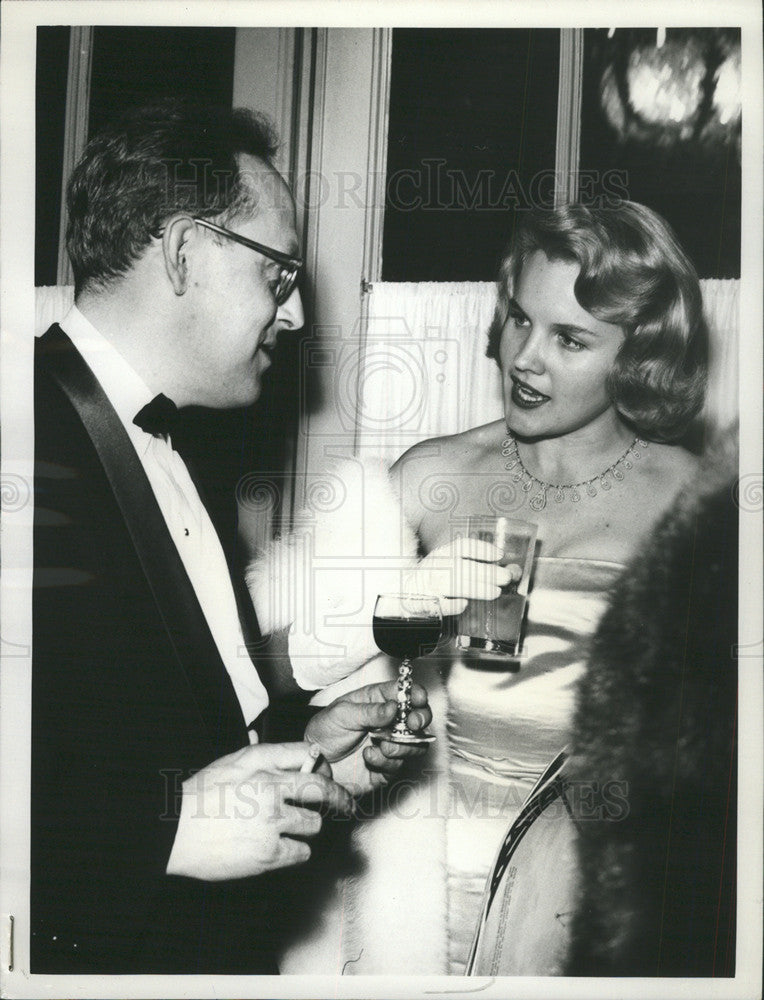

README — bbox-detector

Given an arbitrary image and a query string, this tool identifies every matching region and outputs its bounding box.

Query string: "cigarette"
[300,741,323,773]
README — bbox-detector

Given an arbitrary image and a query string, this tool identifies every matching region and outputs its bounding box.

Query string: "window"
[579,27,741,278]
[382,29,560,281]
[35,26,236,286]
[35,28,70,287]
[87,27,236,138]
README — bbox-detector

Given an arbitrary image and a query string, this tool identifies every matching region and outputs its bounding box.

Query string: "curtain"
[357,282,501,465]
[360,278,739,461]
[34,278,739,450]
[700,279,739,434]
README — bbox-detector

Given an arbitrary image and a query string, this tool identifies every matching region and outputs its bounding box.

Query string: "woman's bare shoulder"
[393,420,502,469]
[391,420,505,525]
[642,441,701,498]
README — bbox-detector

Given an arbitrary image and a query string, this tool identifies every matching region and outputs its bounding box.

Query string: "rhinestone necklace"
[501,434,648,512]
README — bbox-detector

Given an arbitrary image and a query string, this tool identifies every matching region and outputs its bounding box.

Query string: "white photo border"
[1,1,761,997]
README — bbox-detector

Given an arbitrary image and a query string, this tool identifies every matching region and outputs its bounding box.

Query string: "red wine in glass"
[370,594,441,745]
[372,616,442,661]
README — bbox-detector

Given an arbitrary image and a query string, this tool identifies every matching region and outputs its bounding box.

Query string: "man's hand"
[305,680,433,794]
[166,741,353,881]
[403,538,521,615]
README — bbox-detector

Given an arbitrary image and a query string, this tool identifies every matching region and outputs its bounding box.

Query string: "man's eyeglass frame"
[192,217,303,305]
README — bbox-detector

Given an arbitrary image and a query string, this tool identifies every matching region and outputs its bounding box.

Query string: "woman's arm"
[246,446,515,691]
[246,455,419,689]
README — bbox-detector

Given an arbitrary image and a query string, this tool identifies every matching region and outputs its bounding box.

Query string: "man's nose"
[276,287,305,332]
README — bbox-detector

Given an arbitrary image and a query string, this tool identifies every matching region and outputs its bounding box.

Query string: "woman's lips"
[510,375,550,409]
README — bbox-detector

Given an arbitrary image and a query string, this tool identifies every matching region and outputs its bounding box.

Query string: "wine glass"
[370,593,442,745]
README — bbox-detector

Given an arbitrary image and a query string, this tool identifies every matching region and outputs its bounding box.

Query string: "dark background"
[579,27,741,279]
[35,26,71,288]
[383,29,560,281]
[36,27,236,288]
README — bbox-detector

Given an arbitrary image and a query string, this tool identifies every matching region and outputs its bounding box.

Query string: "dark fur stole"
[565,441,738,976]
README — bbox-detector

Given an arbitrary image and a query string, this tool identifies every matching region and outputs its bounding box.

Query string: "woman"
[247,201,708,974]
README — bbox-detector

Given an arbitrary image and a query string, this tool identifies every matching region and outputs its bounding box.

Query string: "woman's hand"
[403,538,521,615]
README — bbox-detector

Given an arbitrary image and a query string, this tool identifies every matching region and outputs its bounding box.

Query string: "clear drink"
[455,516,537,658]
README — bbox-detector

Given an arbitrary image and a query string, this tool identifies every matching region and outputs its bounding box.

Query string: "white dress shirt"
[60,306,269,734]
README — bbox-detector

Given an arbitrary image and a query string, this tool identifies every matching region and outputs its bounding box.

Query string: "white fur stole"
[245,455,419,690]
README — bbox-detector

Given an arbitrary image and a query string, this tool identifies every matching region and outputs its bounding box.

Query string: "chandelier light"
[598,29,741,151]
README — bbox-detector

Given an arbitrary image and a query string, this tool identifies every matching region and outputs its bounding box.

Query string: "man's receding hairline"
[233,153,293,222]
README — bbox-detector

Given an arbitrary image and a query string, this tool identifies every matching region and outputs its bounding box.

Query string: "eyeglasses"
[193,217,303,305]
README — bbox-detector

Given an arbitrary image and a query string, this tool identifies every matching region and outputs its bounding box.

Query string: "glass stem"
[393,658,413,736]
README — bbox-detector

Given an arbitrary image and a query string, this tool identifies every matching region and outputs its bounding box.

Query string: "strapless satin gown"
[443,557,625,974]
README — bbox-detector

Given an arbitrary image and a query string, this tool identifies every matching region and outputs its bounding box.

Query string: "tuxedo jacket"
[31,325,297,973]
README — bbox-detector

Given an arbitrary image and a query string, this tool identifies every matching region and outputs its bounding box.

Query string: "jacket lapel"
[37,325,249,754]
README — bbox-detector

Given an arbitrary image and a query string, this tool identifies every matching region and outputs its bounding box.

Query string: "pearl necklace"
[501,434,648,512]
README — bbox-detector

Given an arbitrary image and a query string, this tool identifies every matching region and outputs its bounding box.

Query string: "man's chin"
[240,382,262,408]
[210,381,262,411]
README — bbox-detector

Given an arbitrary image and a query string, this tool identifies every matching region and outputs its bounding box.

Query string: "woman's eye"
[557,332,584,351]
[509,312,530,329]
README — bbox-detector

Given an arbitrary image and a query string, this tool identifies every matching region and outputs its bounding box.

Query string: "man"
[32,102,430,974]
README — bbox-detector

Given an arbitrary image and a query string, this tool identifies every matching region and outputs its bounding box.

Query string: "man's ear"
[162,216,197,295]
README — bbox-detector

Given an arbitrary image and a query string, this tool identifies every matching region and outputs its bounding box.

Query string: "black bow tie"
[133,393,179,437]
